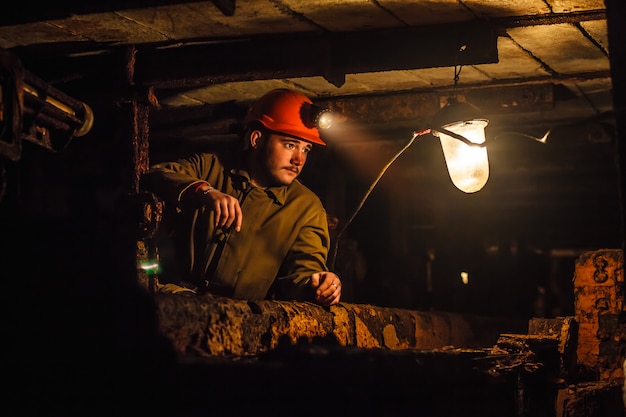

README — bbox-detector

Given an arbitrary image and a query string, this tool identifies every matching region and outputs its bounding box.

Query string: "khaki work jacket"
[143,152,331,301]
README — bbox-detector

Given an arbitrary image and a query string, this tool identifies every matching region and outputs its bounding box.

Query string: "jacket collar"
[229,168,288,205]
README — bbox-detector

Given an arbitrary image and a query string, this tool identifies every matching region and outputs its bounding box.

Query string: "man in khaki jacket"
[142,88,342,306]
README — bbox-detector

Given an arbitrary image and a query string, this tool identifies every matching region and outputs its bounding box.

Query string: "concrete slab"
[508,23,610,73]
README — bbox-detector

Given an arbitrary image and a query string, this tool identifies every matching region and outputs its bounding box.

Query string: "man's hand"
[310,272,342,306]
[197,187,243,232]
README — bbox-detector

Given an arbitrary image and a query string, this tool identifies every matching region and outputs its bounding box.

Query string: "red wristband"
[194,182,209,192]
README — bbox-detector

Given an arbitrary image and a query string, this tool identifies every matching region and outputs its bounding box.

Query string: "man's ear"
[249,129,263,149]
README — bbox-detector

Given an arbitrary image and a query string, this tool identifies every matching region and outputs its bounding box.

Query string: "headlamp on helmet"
[310,105,334,130]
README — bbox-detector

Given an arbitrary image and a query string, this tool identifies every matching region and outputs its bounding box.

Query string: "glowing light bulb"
[436,119,489,193]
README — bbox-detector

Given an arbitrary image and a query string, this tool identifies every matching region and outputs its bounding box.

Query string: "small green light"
[139,259,161,275]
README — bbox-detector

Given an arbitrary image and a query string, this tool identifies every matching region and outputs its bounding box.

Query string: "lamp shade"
[432,100,490,193]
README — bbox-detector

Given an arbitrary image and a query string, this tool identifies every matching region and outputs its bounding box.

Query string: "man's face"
[254,132,312,187]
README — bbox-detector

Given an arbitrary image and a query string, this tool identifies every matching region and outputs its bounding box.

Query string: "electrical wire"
[327,125,550,269]
[329,129,430,270]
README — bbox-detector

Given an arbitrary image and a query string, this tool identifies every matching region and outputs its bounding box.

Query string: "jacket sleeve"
[141,153,220,208]
[140,153,223,283]
[271,205,332,301]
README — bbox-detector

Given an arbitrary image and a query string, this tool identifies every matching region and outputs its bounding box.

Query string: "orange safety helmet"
[244,88,327,146]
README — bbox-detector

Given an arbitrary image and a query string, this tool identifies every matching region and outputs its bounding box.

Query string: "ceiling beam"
[8,21,496,92]
[134,21,498,89]
[495,10,605,28]
[150,83,556,142]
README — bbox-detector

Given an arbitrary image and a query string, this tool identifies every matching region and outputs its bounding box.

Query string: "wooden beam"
[154,293,527,356]
[134,22,498,89]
